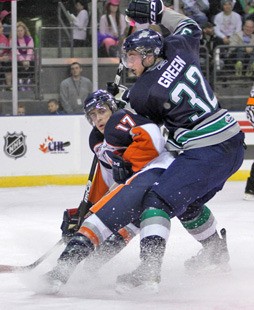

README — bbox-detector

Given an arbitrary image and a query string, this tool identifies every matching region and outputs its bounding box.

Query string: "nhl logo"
[4,132,27,159]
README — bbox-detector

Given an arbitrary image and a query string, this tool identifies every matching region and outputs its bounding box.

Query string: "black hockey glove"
[126,0,164,24]
[60,208,79,243]
[106,152,133,184]
[107,82,119,96]
[107,82,130,108]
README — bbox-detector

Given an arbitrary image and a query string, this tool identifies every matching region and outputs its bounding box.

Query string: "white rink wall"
[0,115,93,185]
[0,112,253,186]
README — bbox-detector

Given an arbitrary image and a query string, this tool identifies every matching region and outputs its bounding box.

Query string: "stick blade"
[0,264,24,273]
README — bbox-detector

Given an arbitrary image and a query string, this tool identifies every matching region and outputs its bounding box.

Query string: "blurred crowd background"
[0,0,254,115]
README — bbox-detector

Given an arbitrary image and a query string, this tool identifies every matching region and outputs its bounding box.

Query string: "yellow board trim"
[0,174,88,188]
[228,170,250,181]
[0,170,250,188]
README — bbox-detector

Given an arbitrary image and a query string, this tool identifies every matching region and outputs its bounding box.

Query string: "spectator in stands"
[0,21,12,91]
[213,0,242,75]
[98,0,126,57]
[229,19,254,76]
[207,0,222,21]
[209,0,247,21]
[214,0,242,45]
[15,21,35,91]
[69,0,89,47]
[233,0,248,16]
[201,21,224,56]
[0,10,11,38]
[245,0,254,21]
[17,104,26,116]
[60,62,92,114]
[200,21,224,83]
[47,99,65,115]
[181,0,209,27]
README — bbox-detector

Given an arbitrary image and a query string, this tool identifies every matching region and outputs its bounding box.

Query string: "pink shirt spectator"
[0,32,9,57]
[99,13,126,38]
[17,35,34,62]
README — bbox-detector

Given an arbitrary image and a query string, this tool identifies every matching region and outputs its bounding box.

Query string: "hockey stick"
[0,239,64,273]
[108,21,135,94]
[0,156,97,274]
[77,153,98,228]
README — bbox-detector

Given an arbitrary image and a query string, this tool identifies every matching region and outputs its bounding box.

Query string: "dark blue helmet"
[122,28,163,58]
[84,89,118,125]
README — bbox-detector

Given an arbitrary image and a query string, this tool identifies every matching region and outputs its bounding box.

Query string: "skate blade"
[115,281,159,295]
[35,275,62,295]
[243,193,254,201]
[115,282,134,294]
[185,262,231,277]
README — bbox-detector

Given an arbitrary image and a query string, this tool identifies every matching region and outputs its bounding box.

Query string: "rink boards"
[0,112,253,187]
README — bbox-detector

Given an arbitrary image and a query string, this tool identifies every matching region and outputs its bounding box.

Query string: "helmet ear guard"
[84,89,118,125]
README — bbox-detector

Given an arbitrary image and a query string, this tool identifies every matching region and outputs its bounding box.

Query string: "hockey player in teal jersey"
[109,0,245,290]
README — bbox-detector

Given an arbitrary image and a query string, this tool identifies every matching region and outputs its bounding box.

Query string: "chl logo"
[4,132,27,159]
[39,136,70,153]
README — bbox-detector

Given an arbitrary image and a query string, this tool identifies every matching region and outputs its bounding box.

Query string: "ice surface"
[0,181,253,310]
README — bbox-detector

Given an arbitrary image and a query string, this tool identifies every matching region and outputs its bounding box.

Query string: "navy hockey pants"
[92,168,165,234]
[146,131,245,218]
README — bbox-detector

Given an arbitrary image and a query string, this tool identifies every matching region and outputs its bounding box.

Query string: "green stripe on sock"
[181,206,211,230]
[141,208,170,221]
[141,216,171,230]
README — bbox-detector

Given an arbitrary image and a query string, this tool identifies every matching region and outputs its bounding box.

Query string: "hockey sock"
[180,205,217,244]
[59,233,95,263]
[140,208,171,242]
[97,233,126,258]
[47,233,95,284]
[140,235,166,263]
[140,208,170,267]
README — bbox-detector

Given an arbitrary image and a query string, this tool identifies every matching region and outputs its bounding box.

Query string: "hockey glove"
[107,82,119,96]
[246,105,254,127]
[106,152,133,184]
[60,208,79,243]
[125,0,164,24]
[107,82,130,108]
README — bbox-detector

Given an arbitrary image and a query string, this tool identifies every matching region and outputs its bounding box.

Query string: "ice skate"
[115,261,161,294]
[115,235,166,294]
[244,190,254,201]
[37,234,94,294]
[185,228,231,274]
[243,180,254,201]
[36,266,66,295]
